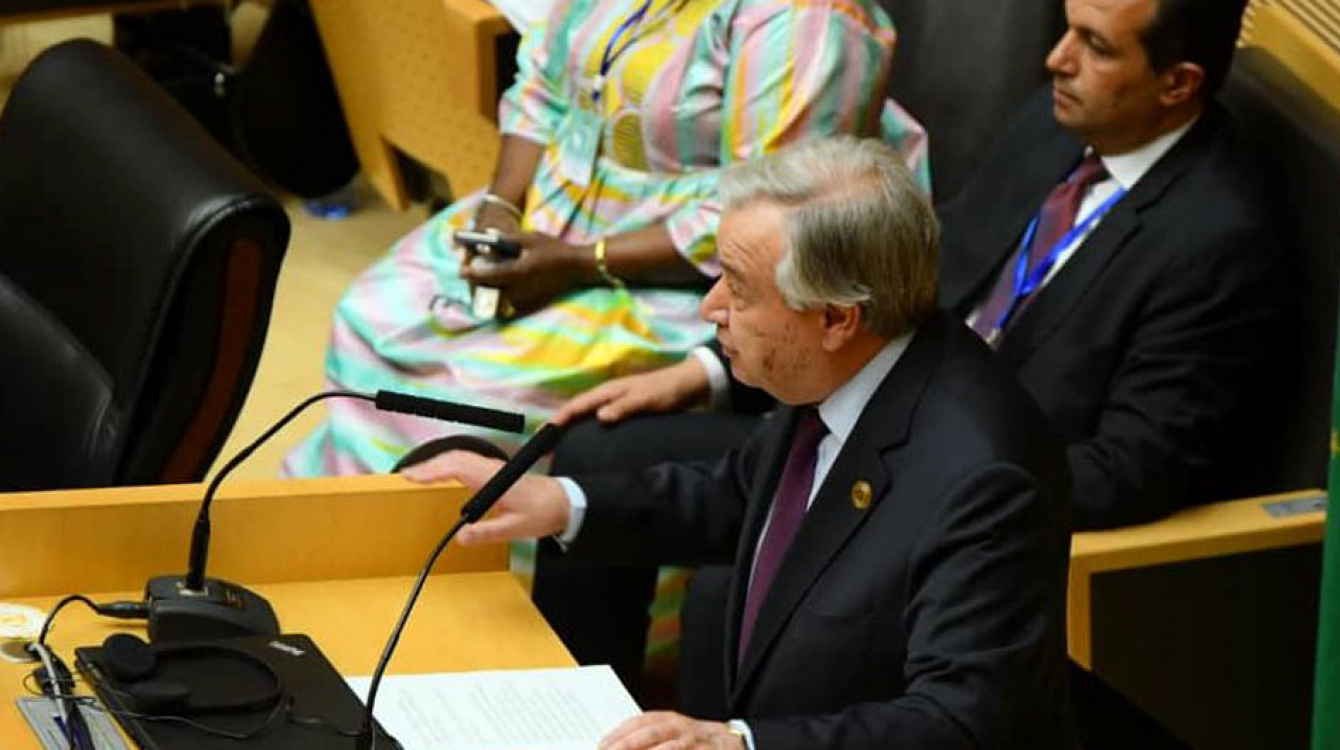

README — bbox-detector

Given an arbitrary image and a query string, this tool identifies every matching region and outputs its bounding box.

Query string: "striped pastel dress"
[284,0,926,655]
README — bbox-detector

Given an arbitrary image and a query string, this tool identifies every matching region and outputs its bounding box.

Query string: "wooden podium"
[0,475,573,748]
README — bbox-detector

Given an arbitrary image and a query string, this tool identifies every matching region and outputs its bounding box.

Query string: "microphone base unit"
[144,575,280,643]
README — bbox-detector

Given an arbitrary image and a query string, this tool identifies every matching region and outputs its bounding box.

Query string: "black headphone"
[96,634,283,715]
[393,433,510,472]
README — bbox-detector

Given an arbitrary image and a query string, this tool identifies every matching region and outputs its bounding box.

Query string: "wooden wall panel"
[309,0,509,209]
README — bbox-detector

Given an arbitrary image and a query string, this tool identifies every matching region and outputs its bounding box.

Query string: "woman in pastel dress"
[284,0,927,636]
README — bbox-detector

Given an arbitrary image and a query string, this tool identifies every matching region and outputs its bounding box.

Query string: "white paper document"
[346,666,641,750]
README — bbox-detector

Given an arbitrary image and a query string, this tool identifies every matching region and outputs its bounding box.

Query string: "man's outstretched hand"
[400,450,571,545]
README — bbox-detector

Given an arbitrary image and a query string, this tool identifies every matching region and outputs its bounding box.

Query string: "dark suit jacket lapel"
[942,112,1083,313]
[997,107,1224,367]
[729,314,948,703]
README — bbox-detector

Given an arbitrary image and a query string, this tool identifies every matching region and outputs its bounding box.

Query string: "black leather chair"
[1073,46,1340,750]
[0,0,184,16]
[0,39,288,492]
[1217,46,1340,498]
[880,0,1065,203]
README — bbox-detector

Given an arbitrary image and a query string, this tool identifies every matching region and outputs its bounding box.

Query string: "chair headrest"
[1215,47,1340,492]
[0,275,120,490]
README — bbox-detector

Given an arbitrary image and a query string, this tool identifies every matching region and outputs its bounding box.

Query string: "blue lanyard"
[992,185,1127,335]
[593,0,656,104]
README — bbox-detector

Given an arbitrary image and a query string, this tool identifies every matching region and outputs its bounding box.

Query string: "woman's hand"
[471,201,523,236]
[461,232,593,313]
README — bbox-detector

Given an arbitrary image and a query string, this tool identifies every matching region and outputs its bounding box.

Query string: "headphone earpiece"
[100,633,156,681]
[95,634,283,715]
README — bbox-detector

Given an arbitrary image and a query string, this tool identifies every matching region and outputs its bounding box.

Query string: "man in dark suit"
[528,0,1277,701]
[406,138,1075,749]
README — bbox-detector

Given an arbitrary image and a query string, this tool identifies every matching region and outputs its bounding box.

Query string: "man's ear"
[820,304,863,352]
[1159,61,1204,107]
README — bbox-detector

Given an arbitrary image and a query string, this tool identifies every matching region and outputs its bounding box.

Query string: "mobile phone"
[454,229,522,260]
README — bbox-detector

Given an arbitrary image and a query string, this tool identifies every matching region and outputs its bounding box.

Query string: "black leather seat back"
[0,40,288,489]
[0,0,155,16]
[879,0,1065,203]
[0,277,120,490]
[1216,47,1340,494]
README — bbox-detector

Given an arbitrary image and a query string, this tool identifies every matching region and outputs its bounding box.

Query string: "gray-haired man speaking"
[407,138,1077,750]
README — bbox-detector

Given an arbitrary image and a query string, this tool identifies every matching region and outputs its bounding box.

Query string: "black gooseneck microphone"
[144,390,526,642]
[355,421,569,750]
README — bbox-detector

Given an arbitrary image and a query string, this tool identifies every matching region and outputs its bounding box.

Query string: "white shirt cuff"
[728,719,755,750]
[691,346,731,411]
[554,477,587,545]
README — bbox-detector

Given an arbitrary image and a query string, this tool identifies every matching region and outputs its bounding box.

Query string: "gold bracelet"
[593,238,624,288]
[479,192,523,223]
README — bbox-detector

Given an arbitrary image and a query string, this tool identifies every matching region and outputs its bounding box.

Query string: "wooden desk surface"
[0,475,570,747]
[0,572,574,748]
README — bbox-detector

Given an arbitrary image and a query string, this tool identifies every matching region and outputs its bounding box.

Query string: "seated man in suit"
[531,0,1278,700]
[405,137,1076,749]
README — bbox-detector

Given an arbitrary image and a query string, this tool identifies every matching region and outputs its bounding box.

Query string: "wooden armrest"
[1068,489,1326,666]
[1070,488,1327,574]
[310,0,512,209]
[439,0,512,115]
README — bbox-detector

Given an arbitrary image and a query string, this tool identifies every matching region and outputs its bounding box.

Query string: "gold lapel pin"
[850,480,873,510]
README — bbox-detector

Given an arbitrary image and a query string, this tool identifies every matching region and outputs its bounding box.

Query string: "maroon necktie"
[970,153,1109,345]
[738,407,827,663]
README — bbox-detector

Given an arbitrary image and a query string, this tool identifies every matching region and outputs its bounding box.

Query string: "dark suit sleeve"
[749,464,1070,750]
[1068,225,1277,528]
[705,339,778,415]
[561,418,773,566]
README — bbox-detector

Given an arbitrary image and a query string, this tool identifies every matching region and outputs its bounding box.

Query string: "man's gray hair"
[719,137,939,338]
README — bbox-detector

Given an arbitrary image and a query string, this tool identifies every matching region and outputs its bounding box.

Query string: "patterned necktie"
[971,153,1109,345]
[738,407,828,663]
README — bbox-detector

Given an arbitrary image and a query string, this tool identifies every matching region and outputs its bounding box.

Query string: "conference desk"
[0,476,1326,748]
[0,475,574,749]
